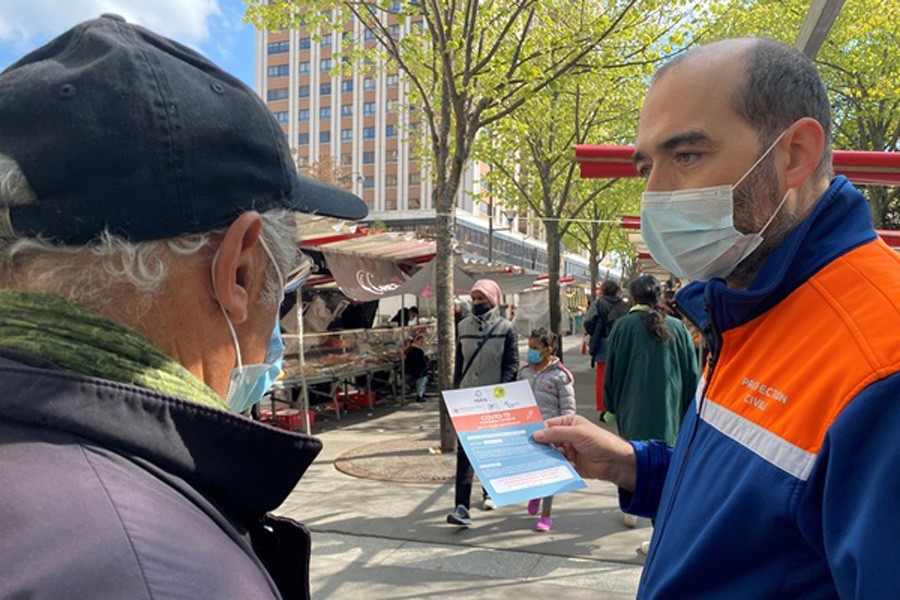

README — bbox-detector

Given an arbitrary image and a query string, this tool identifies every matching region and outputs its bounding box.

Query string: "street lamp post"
[486,196,517,263]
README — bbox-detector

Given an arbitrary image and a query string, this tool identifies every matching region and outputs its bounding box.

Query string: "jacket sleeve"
[500,325,519,383]
[796,371,900,597]
[557,370,577,416]
[619,439,672,519]
[583,301,598,335]
[453,339,463,388]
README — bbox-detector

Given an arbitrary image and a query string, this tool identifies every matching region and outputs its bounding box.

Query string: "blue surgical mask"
[640,129,790,282]
[213,237,287,413]
[527,349,542,364]
[226,321,284,413]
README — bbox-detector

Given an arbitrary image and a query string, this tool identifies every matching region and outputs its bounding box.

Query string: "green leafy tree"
[702,0,899,227]
[247,0,683,450]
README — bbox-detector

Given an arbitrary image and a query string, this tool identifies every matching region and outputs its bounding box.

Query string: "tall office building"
[255,16,589,277]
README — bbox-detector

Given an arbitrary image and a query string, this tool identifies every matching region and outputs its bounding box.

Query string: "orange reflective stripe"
[706,239,900,455]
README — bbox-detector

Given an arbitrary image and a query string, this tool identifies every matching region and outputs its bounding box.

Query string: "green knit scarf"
[0,290,225,409]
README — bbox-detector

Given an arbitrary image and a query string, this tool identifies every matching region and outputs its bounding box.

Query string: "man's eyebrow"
[633,130,713,166]
[660,130,712,150]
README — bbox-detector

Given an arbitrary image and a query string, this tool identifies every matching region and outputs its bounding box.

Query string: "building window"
[363,151,375,164]
[385,174,397,186]
[386,74,399,88]
[363,176,375,188]
[298,61,310,74]
[342,31,353,43]
[272,111,289,123]
[341,128,353,141]
[267,41,290,54]
[340,153,352,166]
[298,109,310,121]
[299,37,311,50]
[363,77,376,90]
[320,35,332,48]
[296,155,309,167]
[409,196,421,209]
[298,85,310,98]
[320,58,332,71]
[341,80,353,93]
[385,124,396,137]
[267,65,290,78]
[363,126,376,139]
[267,88,289,102]
[298,133,310,145]
[390,24,401,38]
[388,0,402,13]
[363,101,376,115]
[363,28,375,41]
[386,149,398,162]
[341,104,353,117]
[409,172,421,185]
[320,82,332,96]
[385,99,395,113]
[320,131,331,143]
[320,107,332,119]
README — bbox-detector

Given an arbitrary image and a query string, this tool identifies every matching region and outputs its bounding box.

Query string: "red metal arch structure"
[575,146,900,261]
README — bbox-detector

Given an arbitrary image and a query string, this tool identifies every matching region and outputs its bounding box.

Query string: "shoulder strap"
[458,320,504,384]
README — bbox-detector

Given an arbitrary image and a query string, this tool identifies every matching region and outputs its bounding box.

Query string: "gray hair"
[656,39,833,178]
[0,154,298,314]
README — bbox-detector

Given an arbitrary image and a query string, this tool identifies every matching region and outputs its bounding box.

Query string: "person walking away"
[519,328,576,531]
[404,334,430,402]
[604,275,698,541]
[446,279,518,527]
[583,280,628,421]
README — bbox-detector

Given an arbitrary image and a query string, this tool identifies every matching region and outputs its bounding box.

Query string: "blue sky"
[0,0,257,88]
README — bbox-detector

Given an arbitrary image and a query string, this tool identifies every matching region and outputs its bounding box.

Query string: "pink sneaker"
[536,516,553,531]
[527,499,541,516]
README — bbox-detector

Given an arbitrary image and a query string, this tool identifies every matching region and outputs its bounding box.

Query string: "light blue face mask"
[226,321,284,413]
[640,129,790,282]
[527,348,543,364]
[213,237,287,414]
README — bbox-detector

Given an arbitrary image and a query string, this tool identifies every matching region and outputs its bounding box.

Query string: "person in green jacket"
[605,275,699,545]
[605,275,699,447]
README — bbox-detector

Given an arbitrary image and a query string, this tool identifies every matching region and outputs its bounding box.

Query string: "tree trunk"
[546,221,563,358]
[434,186,458,453]
[588,223,599,303]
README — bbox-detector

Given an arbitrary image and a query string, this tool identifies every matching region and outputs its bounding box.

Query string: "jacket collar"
[0,347,321,519]
[676,177,876,334]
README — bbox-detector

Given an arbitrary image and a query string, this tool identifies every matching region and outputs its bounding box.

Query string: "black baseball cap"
[0,14,367,245]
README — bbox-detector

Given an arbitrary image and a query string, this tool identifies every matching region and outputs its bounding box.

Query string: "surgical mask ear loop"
[211,247,244,370]
[732,129,789,191]
[757,188,791,238]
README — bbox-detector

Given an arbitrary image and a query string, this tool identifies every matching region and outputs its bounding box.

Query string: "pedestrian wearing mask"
[446,279,518,526]
[519,328,576,531]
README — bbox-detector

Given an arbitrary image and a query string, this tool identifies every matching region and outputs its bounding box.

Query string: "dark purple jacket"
[0,348,321,599]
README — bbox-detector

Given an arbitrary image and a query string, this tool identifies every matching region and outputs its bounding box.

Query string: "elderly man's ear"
[211,211,265,325]
[779,117,826,189]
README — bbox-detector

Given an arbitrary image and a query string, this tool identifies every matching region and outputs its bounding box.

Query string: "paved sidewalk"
[274,334,647,598]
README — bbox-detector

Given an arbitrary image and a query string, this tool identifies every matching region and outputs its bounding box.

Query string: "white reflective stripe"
[700,399,817,481]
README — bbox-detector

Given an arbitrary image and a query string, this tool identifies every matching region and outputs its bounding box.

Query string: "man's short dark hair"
[601,280,620,297]
[733,39,832,176]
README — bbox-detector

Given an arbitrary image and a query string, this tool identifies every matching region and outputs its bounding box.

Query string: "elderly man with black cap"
[0,15,366,600]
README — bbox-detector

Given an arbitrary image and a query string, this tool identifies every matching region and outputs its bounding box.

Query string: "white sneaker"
[483,497,497,511]
[623,513,638,528]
